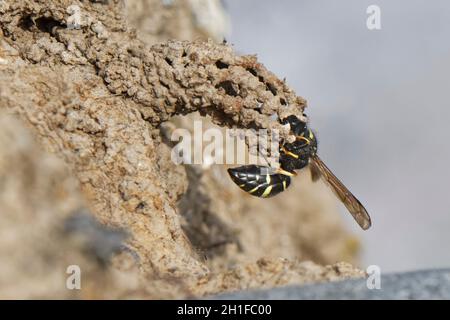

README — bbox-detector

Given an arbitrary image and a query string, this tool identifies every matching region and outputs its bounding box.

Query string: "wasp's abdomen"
[227,165,291,198]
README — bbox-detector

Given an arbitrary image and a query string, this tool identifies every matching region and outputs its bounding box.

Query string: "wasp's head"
[305,127,318,155]
[281,114,307,136]
[282,114,318,155]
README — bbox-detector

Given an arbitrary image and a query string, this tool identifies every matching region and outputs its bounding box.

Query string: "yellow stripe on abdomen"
[261,185,273,198]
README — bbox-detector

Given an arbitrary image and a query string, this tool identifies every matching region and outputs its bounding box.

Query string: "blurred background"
[223,0,450,272]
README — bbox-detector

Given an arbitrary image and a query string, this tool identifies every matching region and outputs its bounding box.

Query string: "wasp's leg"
[227,165,292,198]
[279,150,310,173]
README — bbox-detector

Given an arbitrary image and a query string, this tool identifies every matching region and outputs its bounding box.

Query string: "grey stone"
[213,269,450,299]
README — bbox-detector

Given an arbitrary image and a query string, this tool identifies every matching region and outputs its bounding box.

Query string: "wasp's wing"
[309,161,321,182]
[310,155,372,230]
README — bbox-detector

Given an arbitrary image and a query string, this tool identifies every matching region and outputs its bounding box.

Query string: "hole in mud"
[266,82,278,96]
[246,68,258,77]
[18,15,34,31]
[160,81,170,90]
[19,15,64,34]
[215,60,229,69]
[164,57,173,66]
[136,202,147,211]
[181,50,187,57]
[216,80,238,97]
[256,74,278,96]
[280,98,287,105]
[35,17,64,34]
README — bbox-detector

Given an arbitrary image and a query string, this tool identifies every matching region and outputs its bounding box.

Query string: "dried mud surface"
[0,0,364,298]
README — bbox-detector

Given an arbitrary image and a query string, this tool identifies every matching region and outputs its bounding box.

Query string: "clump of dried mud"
[0,0,364,299]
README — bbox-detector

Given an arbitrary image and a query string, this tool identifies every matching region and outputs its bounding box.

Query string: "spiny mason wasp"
[227,115,372,230]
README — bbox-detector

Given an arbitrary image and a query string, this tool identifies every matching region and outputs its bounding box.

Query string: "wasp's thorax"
[279,115,318,173]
